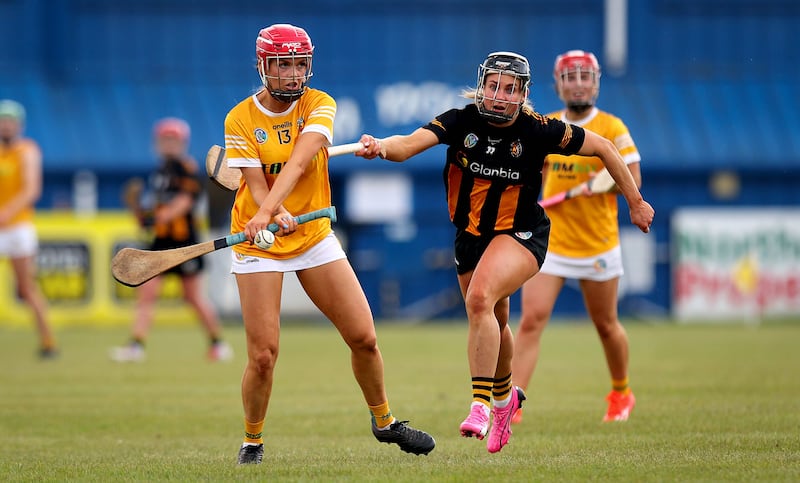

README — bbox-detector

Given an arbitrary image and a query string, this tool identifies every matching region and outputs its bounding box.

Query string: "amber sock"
[612,377,631,395]
[369,401,395,429]
[244,418,265,444]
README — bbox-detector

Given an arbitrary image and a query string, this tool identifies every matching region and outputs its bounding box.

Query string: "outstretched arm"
[356,128,439,162]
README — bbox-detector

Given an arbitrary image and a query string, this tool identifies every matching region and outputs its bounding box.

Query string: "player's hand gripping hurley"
[111,206,337,287]
[538,168,616,208]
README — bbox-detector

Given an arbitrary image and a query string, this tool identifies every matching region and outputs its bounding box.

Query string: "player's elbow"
[595,137,618,158]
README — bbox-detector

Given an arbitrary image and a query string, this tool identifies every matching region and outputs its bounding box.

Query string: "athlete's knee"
[517,311,548,336]
[593,317,622,339]
[464,289,495,318]
[15,283,29,301]
[345,329,379,355]
[249,344,279,375]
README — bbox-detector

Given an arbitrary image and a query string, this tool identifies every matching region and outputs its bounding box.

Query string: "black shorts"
[150,238,205,277]
[453,222,550,275]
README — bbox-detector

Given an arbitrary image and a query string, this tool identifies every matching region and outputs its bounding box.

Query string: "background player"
[512,50,641,423]
[110,117,232,363]
[0,99,58,359]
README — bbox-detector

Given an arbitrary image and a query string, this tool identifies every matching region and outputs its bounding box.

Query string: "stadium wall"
[1,0,797,321]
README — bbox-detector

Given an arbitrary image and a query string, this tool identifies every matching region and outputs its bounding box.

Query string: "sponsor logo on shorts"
[234,252,259,263]
[594,258,607,272]
[515,231,533,240]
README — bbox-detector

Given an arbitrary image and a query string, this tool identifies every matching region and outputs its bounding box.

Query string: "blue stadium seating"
[1,0,798,318]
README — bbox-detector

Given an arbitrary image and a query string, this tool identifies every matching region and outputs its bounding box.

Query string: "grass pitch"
[1,320,799,482]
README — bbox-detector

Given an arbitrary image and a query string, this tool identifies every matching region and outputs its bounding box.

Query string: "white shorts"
[0,223,39,258]
[540,245,624,282]
[230,232,347,274]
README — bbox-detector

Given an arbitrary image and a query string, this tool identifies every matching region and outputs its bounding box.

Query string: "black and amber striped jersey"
[148,156,202,245]
[423,103,586,237]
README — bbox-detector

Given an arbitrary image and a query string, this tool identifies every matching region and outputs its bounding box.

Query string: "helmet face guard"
[256,24,314,103]
[553,50,601,111]
[475,51,531,123]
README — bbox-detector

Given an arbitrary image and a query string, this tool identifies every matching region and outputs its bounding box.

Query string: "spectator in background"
[0,99,58,359]
[512,50,642,424]
[110,117,233,363]
[355,51,653,453]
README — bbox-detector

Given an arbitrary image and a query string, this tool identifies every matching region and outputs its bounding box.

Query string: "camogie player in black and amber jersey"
[356,51,654,454]
[110,117,232,364]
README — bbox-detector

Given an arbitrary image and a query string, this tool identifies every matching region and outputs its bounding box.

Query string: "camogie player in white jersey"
[512,50,642,424]
[227,23,434,465]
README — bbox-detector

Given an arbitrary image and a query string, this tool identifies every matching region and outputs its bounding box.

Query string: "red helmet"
[256,24,314,103]
[153,117,190,142]
[553,50,601,111]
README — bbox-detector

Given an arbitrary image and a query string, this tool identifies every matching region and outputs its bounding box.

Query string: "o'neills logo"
[469,161,520,180]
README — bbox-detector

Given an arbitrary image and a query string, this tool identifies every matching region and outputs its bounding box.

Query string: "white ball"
[254,229,275,250]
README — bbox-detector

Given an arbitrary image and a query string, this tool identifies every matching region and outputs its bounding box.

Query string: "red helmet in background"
[153,117,190,143]
[256,24,314,103]
[553,50,601,111]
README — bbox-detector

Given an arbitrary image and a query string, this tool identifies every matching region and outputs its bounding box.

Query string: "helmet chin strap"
[268,87,304,103]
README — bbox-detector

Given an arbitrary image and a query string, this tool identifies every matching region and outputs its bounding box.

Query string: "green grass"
[1,320,799,482]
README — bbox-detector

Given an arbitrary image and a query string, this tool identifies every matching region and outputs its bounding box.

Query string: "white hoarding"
[672,208,800,321]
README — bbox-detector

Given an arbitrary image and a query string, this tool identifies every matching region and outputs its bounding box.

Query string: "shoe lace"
[467,404,489,421]
[392,420,429,441]
[493,405,512,425]
[390,420,411,433]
